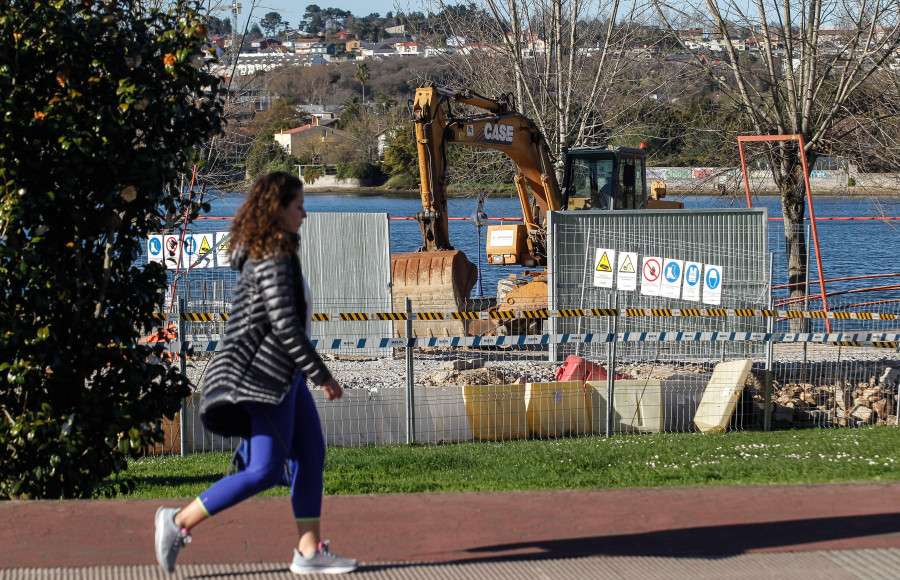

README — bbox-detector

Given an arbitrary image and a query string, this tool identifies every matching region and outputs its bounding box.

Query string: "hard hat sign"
[702,265,723,305]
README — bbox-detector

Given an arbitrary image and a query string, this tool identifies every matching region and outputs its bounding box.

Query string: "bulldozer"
[390,83,682,336]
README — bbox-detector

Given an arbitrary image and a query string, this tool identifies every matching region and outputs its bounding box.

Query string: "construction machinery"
[390,83,682,335]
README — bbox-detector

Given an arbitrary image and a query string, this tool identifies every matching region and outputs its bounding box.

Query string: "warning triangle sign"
[199,236,212,254]
[596,252,612,272]
[619,255,635,273]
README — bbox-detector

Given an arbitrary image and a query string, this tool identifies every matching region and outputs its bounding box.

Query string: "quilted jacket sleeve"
[254,256,334,386]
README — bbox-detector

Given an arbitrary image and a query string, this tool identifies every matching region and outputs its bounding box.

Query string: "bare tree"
[414,0,683,169]
[652,0,900,307]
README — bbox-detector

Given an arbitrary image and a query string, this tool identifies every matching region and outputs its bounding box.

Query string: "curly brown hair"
[229,172,303,261]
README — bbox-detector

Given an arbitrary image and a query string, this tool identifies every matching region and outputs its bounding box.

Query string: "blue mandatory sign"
[148,237,162,256]
[685,264,701,286]
[664,261,681,283]
[184,237,196,255]
[706,267,721,289]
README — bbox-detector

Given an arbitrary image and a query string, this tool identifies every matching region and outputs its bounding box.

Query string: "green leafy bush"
[302,165,325,185]
[0,0,224,498]
[335,161,378,181]
[246,135,298,179]
[381,125,419,180]
[383,173,419,189]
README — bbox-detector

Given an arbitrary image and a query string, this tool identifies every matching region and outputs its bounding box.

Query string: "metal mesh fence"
[549,209,771,361]
[149,296,899,455]
[146,210,899,455]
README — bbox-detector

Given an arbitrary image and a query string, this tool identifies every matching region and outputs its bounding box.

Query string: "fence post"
[764,253,774,432]
[606,294,619,438]
[405,298,416,444]
[802,223,811,378]
[178,298,187,456]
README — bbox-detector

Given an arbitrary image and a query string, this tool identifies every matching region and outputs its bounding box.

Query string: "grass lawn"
[117,426,900,499]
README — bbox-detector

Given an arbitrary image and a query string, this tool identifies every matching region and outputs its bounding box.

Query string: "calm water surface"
[197,191,899,302]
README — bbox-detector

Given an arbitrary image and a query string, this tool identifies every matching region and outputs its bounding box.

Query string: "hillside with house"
[196,5,900,191]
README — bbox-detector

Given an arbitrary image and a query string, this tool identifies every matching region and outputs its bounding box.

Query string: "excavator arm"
[411,83,562,264]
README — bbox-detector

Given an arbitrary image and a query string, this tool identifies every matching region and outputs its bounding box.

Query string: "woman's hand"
[321,377,343,401]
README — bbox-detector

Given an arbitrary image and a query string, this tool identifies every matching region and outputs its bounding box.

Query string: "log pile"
[767,366,899,428]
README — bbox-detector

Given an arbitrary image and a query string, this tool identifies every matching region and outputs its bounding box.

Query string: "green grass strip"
[117,427,900,499]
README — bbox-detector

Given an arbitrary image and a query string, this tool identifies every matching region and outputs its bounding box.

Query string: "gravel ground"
[184,344,898,393]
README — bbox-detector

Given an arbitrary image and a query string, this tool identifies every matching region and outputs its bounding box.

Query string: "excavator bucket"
[391,250,477,337]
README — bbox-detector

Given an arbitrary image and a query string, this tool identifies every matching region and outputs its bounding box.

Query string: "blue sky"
[214,1,424,30]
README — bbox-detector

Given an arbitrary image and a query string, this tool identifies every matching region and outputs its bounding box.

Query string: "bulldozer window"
[617,157,638,210]
[635,157,645,208]
[566,158,613,210]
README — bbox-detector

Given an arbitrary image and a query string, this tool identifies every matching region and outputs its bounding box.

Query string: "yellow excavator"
[390,83,682,335]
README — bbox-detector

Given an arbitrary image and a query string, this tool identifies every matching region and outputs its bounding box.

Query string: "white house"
[359,42,397,58]
[396,42,425,56]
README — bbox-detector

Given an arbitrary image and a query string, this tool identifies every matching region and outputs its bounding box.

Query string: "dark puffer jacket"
[200,243,333,438]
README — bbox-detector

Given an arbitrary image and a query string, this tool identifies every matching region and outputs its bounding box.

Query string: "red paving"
[2,482,900,569]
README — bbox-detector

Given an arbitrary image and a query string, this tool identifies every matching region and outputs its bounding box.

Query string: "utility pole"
[231,2,241,66]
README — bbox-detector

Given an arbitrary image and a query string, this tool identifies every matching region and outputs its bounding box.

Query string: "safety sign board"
[215,232,230,268]
[148,235,163,265]
[682,261,703,302]
[163,234,181,269]
[617,251,638,291]
[181,235,199,269]
[641,256,662,296]
[193,233,215,269]
[661,258,684,299]
[592,248,615,288]
[703,264,724,305]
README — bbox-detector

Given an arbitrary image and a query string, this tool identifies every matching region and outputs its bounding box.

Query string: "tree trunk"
[780,165,809,332]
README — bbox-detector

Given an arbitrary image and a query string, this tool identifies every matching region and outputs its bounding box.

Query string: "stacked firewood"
[768,367,898,427]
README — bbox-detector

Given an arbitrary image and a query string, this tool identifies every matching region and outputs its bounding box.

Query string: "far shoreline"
[305,188,900,199]
[214,184,900,200]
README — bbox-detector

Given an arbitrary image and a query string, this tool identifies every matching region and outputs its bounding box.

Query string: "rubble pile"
[769,366,899,428]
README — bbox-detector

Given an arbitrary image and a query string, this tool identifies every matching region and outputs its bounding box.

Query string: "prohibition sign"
[643,258,660,282]
[165,237,179,256]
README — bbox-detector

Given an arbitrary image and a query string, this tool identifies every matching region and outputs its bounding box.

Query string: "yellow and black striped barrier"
[558,309,585,318]
[339,312,371,321]
[156,309,900,322]
[831,341,899,348]
[449,312,481,319]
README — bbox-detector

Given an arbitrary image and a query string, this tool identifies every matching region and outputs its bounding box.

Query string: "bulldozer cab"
[563,148,647,211]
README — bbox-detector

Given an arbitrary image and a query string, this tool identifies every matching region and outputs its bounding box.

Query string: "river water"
[196,191,899,305]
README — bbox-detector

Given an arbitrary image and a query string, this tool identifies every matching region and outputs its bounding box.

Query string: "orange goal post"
[737,134,830,331]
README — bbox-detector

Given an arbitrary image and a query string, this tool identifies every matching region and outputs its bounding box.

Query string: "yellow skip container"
[463,384,528,441]
[524,381,592,437]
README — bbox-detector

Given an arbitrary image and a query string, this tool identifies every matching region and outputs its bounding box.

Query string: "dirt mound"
[428,367,524,386]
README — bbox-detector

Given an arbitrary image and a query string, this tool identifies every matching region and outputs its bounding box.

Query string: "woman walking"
[154,172,357,575]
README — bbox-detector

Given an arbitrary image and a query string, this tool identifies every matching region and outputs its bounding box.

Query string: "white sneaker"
[290,541,358,575]
[154,506,191,573]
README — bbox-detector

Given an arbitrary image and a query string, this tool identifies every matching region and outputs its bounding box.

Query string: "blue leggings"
[197,371,325,520]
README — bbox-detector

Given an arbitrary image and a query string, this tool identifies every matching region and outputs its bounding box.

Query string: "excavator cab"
[562,147,649,211]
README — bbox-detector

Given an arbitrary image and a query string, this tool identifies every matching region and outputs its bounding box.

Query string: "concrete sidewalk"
[2,482,899,578]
